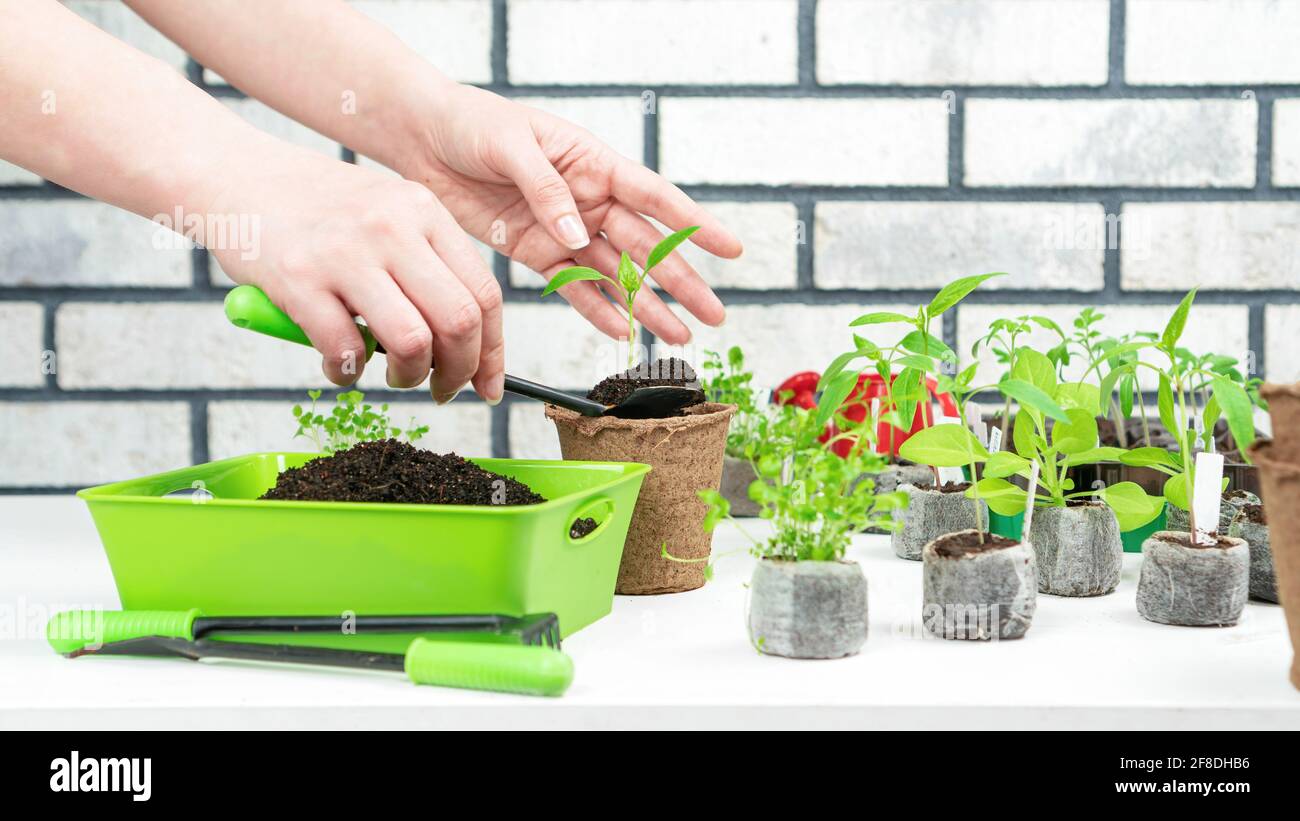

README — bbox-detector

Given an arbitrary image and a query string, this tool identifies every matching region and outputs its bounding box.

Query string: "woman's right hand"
[207,146,503,404]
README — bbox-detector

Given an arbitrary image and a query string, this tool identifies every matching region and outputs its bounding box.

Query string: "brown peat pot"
[1250,382,1300,689]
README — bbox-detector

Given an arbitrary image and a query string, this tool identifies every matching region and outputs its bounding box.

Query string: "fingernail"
[556,215,589,250]
[486,373,505,406]
[435,388,461,406]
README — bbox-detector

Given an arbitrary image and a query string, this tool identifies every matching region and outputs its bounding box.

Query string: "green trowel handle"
[404,638,574,697]
[47,609,200,655]
[224,285,379,359]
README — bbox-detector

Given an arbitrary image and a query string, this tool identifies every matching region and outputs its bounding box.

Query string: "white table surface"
[2,496,1297,730]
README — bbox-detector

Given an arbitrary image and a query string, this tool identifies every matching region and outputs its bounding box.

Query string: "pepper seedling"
[541,226,700,369]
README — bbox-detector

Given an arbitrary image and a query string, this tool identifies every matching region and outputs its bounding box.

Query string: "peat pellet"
[891,482,987,561]
[1137,531,1249,626]
[1166,489,1260,534]
[860,464,933,534]
[747,559,868,659]
[718,454,760,518]
[922,530,1036,641]
[1229,504,1277,603]
[1030,502,1123,597]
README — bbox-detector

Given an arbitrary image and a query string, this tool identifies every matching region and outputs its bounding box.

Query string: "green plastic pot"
[988,509,1025,541]
[78,452,649,648]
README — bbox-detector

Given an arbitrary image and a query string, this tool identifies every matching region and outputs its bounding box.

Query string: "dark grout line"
[798,0,817,89]
[491,0,508,85]
[1108,0,1126,91]
[190,398,209,465]
[1256,92,1274,194]
[490,399,510,458]
[795,193,815,289]
[1248,303,1267,381]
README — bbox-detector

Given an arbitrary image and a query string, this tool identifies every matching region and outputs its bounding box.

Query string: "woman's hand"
[208,145,503,403]
[395,82,743,345]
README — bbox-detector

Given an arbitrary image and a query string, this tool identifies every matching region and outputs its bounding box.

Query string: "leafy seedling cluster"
[292,389,429,455]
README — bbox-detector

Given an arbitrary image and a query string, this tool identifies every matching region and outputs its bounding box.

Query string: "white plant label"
[1191,451,1226,546]
[988,427,1003,453]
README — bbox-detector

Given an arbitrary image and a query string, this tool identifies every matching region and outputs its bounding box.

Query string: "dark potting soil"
[1240,503,1267,525]
[932,531,1019,558]
[260,439,545,506]
[569,517,598,539]
[935,481,972,494]
[1225,489,1256,503]
[587,357,702,412]
[1153,531,1239,550]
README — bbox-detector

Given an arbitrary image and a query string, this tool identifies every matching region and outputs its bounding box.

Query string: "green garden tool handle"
[47,608,201,655]
[224,284,380,359]
[224,284,610,416]
[404,638,573,697]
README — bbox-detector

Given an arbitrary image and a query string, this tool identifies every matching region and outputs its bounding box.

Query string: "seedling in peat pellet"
[541,226,700,369]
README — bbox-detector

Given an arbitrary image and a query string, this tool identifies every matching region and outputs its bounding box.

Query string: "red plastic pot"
[775,371,957,458]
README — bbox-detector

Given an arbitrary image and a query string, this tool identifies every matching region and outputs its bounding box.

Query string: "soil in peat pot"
[587,357,702,414]
[931,531,1019,557]
[1240,503,1267,525]
[260,439,545,506]
[935,481,972,494]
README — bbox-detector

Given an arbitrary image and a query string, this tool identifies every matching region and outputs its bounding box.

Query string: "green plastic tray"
[78,452,649,647]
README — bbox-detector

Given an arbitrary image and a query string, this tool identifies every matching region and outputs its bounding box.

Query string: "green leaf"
[1157,374,1180,443]
[1056,382,1102,417]
[1028,315,1066,337]
[1013,408,1039,459]
[617,252,639,295]
[849,311,913,327]
[998,378,1070,423]
[1120,447,1181,471]
[894,353,941,372]
[541,266,606,296]
[926,272,1006,317]
[1062,446,1128,467]
[984,450,1030,479]
[815,369,858,430]
[1211,375,1256,457]
[644,226,699,274]
[1119,373,1135,418]
[1098,363,1130,405]
[898,330,953,360]
[898,423,988,468]
[817,350,868,392]
[1201,394,1221,449]
[1010,348,1057,395]
[1160,288,1198,352]
[1098,481,1166,531]
[697,488,730,532]
[1164,472,1190,511]
[967,477,1028,517]
[1051,408,1099,455]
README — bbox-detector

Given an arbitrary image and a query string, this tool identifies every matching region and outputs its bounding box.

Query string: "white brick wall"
[55,302,440,391]
[660,98,949,186]
[1121,203,1300,291]
[509,201,800,290]
[966,99,1258,187]
[817,0,1110,87]
[0,161,40,186]
[957,303,1252,390]
[1273,100,1300,188]
[0,201,190,287]
[64,0,189,74]
[351,0,493,84]
[0,303,46,388]
[815,202,1106,291]
[508,0,798,86]
[1127,0,1300,85]
[2,0,1298,489]
[1266,304,1300,384]
[0,401,190,486]
[207,398,492,460]
[662,303,913,392]
[508,402,563,460]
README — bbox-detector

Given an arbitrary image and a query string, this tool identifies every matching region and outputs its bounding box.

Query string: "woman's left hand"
[394,83,743,345]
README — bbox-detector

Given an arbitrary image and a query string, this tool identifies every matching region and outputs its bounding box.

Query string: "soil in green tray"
[260,439,545,506]
[587,357,702,413]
